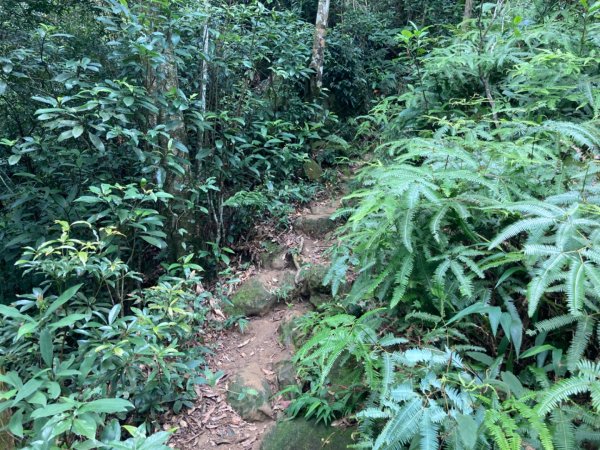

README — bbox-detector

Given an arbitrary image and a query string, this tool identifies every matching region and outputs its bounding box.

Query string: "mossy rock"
[260,418,355,450]
[271,271,299,302]
[273,359,298,394]
[259,242,289,270]
[303,159,323,181]
[278,310,306,350]
[309,293,333,308]
[294,215,337,238]
[227,367,273,422]
[299,264,330,295]
[225,278,276,317]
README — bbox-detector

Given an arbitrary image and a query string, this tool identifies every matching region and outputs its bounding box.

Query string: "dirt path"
[168,303,308,450]
[168,195,345,450]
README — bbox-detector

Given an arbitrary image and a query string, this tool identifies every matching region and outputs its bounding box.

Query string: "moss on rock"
[293,215,337,238]
[225,278,276,317]
[309,293,333,308]
[303,159,323,181]
[259,242,289,270]
[227,368,273,422]
[278,312,305,350]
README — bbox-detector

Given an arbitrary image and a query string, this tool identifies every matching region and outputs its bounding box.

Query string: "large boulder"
[293,214,336,238]
[226,271,297,317]
[299,264,330,296]
[225,278,275,317]
[260,418,355,450]
[226,363,273,422]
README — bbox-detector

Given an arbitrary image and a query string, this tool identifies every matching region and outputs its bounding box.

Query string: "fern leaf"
[538,377,592,416]
[390,254,414,308]
[450,260,473,298]
[489,217,556,249]
[527,254,567,316]
[373,398,423,450]
[401,208,415,253]
[430,204,450,243]
[551,409,576,450]
[533,314,578,334]
[419,409,439,450]
[566,258,586,315]
[566,317,595,372]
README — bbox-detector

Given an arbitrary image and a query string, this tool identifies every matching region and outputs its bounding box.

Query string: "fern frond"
[489,217,556,250]
[373,398,423,450]
[550,409,576,450]
[566,317,595,372]
[532,314,578,334]
[538,377,593,416]
[565,258,586,315]
[390,254,414,308]
[419,409,439,450]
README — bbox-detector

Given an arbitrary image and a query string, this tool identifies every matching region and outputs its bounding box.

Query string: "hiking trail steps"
[168,194,352,450]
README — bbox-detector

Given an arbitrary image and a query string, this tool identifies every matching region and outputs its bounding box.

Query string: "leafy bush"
[0,217,208,447]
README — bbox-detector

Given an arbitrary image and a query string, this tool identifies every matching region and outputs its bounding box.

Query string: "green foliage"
[0,219,209,447]
[291,1,600,449]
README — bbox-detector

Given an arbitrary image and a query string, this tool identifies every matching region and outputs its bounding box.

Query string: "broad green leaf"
[72,125,84,139]
[141,235,166,249]
[79,398,134,414]
[45,284,83,316]
[40,328,53,367]
[13,379,42,404]
[8,154,21,165]
[0,305,33,322]
[49,313,87,330]
[88,132,105,152]
[72,414,97,439]
[8,409,24,438]
[446,302,493,326]
[108,304,121,325]
[519,344,555,359]
[17,321,38,338]
[30,402,74,419]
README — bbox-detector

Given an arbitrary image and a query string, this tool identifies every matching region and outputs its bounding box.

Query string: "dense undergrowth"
[1,0,599,449]
[289,1,600,449]
[0,0,350,447]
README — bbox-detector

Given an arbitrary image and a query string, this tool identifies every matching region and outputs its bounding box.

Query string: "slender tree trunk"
[201,24,209,115]
[462,0,473,28]
[161,35,188,196]
[196,21,210,159]
[309,0,330,98]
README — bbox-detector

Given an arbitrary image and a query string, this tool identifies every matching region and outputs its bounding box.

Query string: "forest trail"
[168,193,346,450]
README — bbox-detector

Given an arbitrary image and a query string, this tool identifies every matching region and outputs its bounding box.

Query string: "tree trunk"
[463,0,473,23]
[161,35,188,196]
[309,0,330,98]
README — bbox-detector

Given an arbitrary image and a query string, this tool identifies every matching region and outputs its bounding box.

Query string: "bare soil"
[167,304,309,450]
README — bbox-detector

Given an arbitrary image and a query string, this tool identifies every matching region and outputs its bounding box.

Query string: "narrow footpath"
[168,194,354,450]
